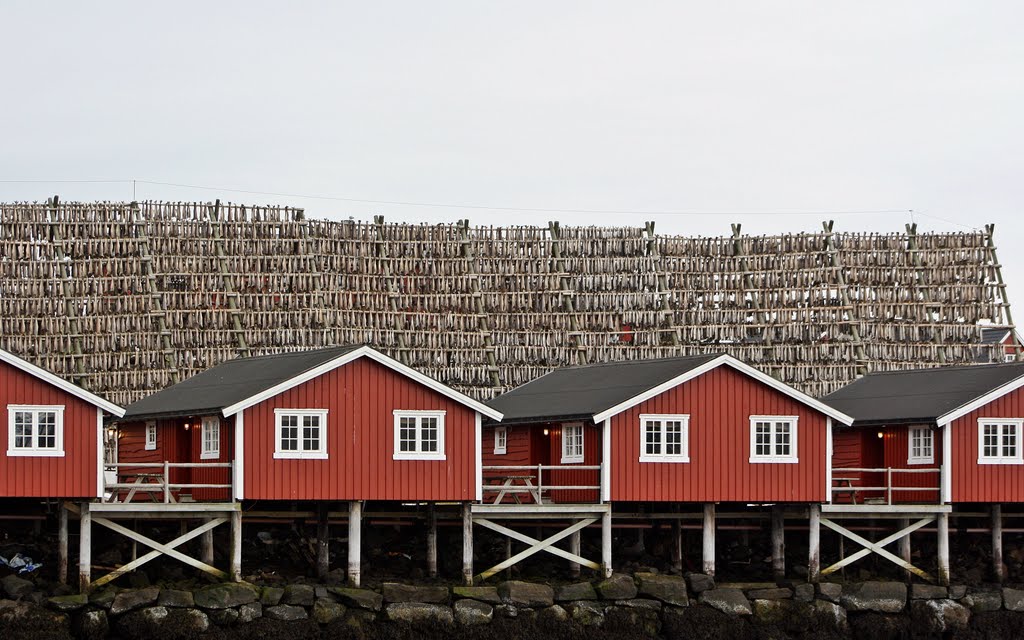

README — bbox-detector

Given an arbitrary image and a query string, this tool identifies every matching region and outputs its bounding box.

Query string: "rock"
[315,586,330,599]
[699,588,752,615]
[282,583,316,606]
[238,602,263,622]
[752,599,814,633]
[596,573,638,600]
[570,600,605,626]
[499,581,554,607]
[110,586,161,615]
[813,599,848,632]
[965,590,1003,612]
[1,575,33,599]
[494,604,518,618]
[554,582,597,602]
[911,599,970,634]
[116,606,168,639]
[539,604,569,623]
[1005,587,1024,611]
[382,582,449,604]
[77,609,109,640]
[175,608,211,633]
[194,582,259,609]
[89,587,118,609]
[454,599,493,625]
[617,598,662,610]
[330,586,383,611]
[24,592,44,606]
[818,582,842,603]
[345,609,377,628]
[840,581,907,613]
[793,582,815,602]
[605,605,661,637]
[746,587,792,600]
[47,593,88,612]
[157,589,193,608]
[209,608,240,626]
[453,586,501,603]
[663,605,749,639]
[260,586,284,606]
[635,573,687,606]
[313,599,346,624]
[686,573,715,593]
[912,584,949,599]
[949,585,967,600]
[385,602,454,626]
[265,604,309,621]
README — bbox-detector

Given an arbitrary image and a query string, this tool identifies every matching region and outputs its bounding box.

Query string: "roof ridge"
[221,344,363,364]
[559,352,724,371]
[864,362,1024,377]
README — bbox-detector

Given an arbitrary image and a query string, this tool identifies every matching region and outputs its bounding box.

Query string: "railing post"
[598,463,603,504]
[163,460,170,503]
[537,463,543,505]
[887,468,893,505]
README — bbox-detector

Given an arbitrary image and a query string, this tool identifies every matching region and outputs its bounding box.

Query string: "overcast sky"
[2,2,1022,310]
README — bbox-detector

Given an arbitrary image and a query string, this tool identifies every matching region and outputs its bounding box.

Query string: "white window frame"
[145,421,157,451]
[748,415,799,463]
[393,410,447,461]
[200,416,220,460]
[273,408,329,459]
[493,426,507,455]
[639,413,690,463]
[1005,353,1016,363]
[907,426,934,465]
[7,405,65,457]
[978,418,1024,465]
[561,422,584,464]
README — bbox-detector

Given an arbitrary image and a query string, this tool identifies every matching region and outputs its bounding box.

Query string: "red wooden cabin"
[0,347,124,499]
[981,327,1022,363]
[484,353,853,505]
[823,362,1024,505]
[115,345,502,503]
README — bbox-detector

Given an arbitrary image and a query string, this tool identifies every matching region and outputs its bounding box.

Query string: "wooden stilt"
[771,506,785,581]
[671,517,682,573]
[601,508,612,578]
[78,503,91,592]
[348,501,362,587]
[937,511,950,585]
[898,517,911,582]
[569,529,581,578]
[58,503,68,585]
[230,509,242,582]
[505,536,512,578]
[702,503,715,576]
[993,504,1005,583]
[462,502,473,586]
[202,517,214,567]
[317,504,330,580]
[426,503,437,579]
[808,503,820,583]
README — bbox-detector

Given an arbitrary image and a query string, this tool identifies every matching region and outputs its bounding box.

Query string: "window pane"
[665,421,682,456]
[421,417,438,452]
[37,412,56,448]
[755,422,771,456]
[775,422,791,456]
[302,415,320,451]
[645,421,661,455]
[399,417,417,452]
[14,411,31,448]
[281,415,298,451]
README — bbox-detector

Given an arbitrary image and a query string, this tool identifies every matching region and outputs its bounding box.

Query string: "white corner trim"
[936,372,1024,425]
[475,413,483,502]
[941,422,952,503]
[602,418,611,503]
[0,348,125,417]
[96,407,104,498]
[234,411,244,501]
[825,417,833,503]
[220,345,503,421]
[590,354,854,425]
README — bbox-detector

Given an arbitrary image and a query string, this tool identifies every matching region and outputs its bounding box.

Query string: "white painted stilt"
[601,508,612,578]
[348,501,362,587]
[202,517,214,567]
[79,503,91,592]
[702,503,715,576]
[898,517,911,582]
[993,504,1005,583]
[58,503,68,585]
[462,502,473,585]
[671,517,682,573]
[569,529,581,578]
[427,502,438,579]
[317,505,330,579]
[808,503,820,583]
[771,506,785,580]
[230,509,242,581]
[937,511,950,585]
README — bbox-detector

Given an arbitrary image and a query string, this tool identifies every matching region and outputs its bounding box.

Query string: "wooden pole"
[202,518,214,567]
[58,503,68,585]
[771,506,785,581]
[993,504,1005,583]
[671,517,682,573]
[78,503,91,592]
[426,503,438,579]
[462,502,473,586]
[898,517,912,582]
[937,511,950,586]
[702,503,715,576]
[601,508,612,578]
[230,509,242,581]
[348,501,362,587]
[808,504,821,583]
[317,504,330,580]
[569,529,581,578]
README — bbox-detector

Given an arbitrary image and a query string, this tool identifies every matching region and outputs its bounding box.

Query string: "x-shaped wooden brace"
[474,517,599,581]
[820,516,935,581]
[90,516,229,589]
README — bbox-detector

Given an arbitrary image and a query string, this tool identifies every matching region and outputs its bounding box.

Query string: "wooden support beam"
[602,508,612,578]
[79,503,91,592]
[993,504,1005,583]
[702,503,715,576]
[671,517,682,573]
[317,504,330,580]
[937,511,950,586]
[771,506,785,580]
[462,502,473,586]
[808,503,820,583]
[230,510,242,581]
[58,504,68,586]
[820,517,935,581]
[348,501,362,587]
[569,529,581,578]
[474,517,599,581]
[898,517,911,582]
[202,518,214,567]
[426,503,438,579]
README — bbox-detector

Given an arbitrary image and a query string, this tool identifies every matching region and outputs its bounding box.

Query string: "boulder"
[209,608,239,626]
[793,583,815,602]
[813,599,848,632]
[616,598,662,610]
[454,599,493,625]
[596,573,637,600]
[313,600,346,624]
[686,573,715,593]
[746,587,792,600]
[260,586,284,606]
[605,605,661,637]
[752,599,814,633]
[385,602,454,626]
[818,582,842,603]
[570,600,605,626]
[965,590,1003,612]
[1004,587,1024,611]
[699,588,752,615]
[89,587,118,609]
[115,606,168,639]
[47,593,88,612]
[911,584,949,599]
[194,582,259,609]
[840,581,907,613]
[110,587,161,615]
[329,587,383,611]
[949,585,968,600]
[282,583,316,606]
[494,604,519,618]
[911,599,970,634]
[499,580,554,607]
[539,604,569,624]
[265,604,308,621]
[0,575,33,599]
[238,602,263,623]
[453,586,501,604]
[77,609,109,640]
[157,589,194,608]
[635,573,687,606]
[554,582,597,602]
[382,582,449,604]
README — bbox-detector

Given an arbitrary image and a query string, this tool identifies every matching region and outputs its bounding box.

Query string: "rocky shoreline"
[4,572,1024,639]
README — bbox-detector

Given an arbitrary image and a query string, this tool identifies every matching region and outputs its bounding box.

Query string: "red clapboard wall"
[951,386,1024,503]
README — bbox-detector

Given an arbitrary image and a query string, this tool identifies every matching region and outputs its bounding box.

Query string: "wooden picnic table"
[482,474,543,505]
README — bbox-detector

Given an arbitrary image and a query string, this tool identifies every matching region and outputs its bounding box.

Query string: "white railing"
[480,464,603,505]
[103,462,234,504]
[831,467,941,505]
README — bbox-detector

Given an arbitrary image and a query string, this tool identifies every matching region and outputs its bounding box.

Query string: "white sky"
[2,2,1022,309]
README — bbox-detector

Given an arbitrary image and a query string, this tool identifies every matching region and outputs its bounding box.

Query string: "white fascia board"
[0,348,125,417]
[221,345,504,422]
[591,354,854,425]
[935,373,1024,426]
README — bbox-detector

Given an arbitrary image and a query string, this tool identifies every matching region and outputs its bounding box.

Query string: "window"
[494,426,507,455]
[7,405,64,457]
[639,414,690,462]
[561,423,584,463]
[1005,353,1017,363]
[907,427,934,464]
[393,411,446,460]
[749,416,798,463]
[200,417,220,460]
[145,421,157,451]
[274,409,328,459]
[978,419,1024,464]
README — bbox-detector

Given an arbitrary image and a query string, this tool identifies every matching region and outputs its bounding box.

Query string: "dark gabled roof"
[821,362,1024,426]
[485,354,722,424]
[121,345,362,420]
[981,327,1013,345]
